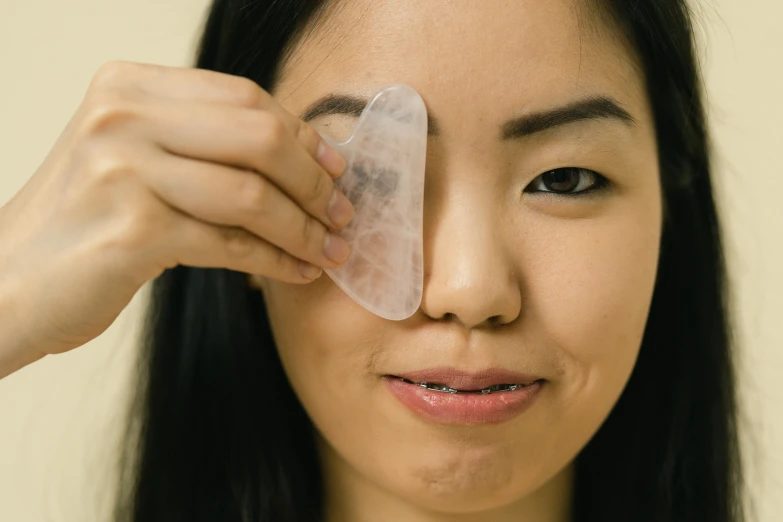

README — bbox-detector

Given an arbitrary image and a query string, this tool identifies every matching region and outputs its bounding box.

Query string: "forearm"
[0,341,45,379]
[0,277,45,379]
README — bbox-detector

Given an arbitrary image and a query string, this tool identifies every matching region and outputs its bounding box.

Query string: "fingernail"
[317,140,346,177]
[324,233,351,264]
[327,188,354,228]
[298,261,323,280]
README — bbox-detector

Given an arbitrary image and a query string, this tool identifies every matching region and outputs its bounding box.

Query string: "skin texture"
[249,1,662,520]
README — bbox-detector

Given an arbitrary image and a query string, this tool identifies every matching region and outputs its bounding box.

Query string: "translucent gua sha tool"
[318,84,427,321]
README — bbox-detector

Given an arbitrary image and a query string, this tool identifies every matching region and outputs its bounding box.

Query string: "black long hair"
[114,1,745,521]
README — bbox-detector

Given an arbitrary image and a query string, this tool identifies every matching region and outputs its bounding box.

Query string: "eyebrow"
[300,93,636,139]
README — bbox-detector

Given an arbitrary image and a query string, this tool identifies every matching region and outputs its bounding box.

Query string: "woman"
[0,0,744,521]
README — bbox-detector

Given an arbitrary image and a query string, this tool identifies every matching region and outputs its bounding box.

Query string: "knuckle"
[81,92,138,136]
[296,120,321,157]
[224,227,256,259]
[81,141,136,186]
[305,171,330,205]
[229,76,266,107]
[91,60,136,89]
[109,195,165,253]
[298,214,322,253]
[236,174,269,217]
[115,215,154,253]
[273,244,294,275]
[255,114,288,156]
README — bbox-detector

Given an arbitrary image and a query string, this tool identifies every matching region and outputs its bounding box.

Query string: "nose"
[419,188,522,329]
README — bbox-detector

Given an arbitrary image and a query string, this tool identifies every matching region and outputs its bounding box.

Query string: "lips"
[389,367,542,391]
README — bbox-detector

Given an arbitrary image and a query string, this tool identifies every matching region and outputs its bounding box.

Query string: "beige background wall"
[0,1,780,520]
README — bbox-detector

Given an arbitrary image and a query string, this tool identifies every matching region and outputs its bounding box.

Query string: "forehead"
[273,0,643,125]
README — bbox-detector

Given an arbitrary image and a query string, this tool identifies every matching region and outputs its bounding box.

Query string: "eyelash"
[524,167,610,197]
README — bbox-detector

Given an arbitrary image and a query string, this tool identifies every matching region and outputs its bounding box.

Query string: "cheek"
[528,219,659,370]
[521,194,662,447]
[263,275,387,425]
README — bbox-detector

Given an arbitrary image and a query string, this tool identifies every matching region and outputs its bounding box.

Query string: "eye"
[524,167,610,197]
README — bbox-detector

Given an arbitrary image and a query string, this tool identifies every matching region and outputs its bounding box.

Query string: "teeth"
[399,378,527,394]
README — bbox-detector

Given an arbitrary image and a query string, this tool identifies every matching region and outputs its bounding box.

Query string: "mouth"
[391,377,542,395]
[386,367,544,394]
[382,367,545,425]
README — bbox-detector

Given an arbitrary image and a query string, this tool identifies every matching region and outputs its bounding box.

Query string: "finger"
[137,98,354,230]
[168,211,324,284]
[94,61,264,106]
[94,61,346,177]
[140,149,351,270]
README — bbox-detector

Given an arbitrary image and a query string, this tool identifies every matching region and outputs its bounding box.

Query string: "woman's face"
[250,0,662,519]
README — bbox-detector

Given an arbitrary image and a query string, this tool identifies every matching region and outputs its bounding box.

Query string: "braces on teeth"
[397,377,527,394]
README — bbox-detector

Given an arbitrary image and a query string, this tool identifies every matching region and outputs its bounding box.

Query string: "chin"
[385,444,540,513]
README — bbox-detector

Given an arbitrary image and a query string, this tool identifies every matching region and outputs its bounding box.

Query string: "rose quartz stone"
[320,84,427,320]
